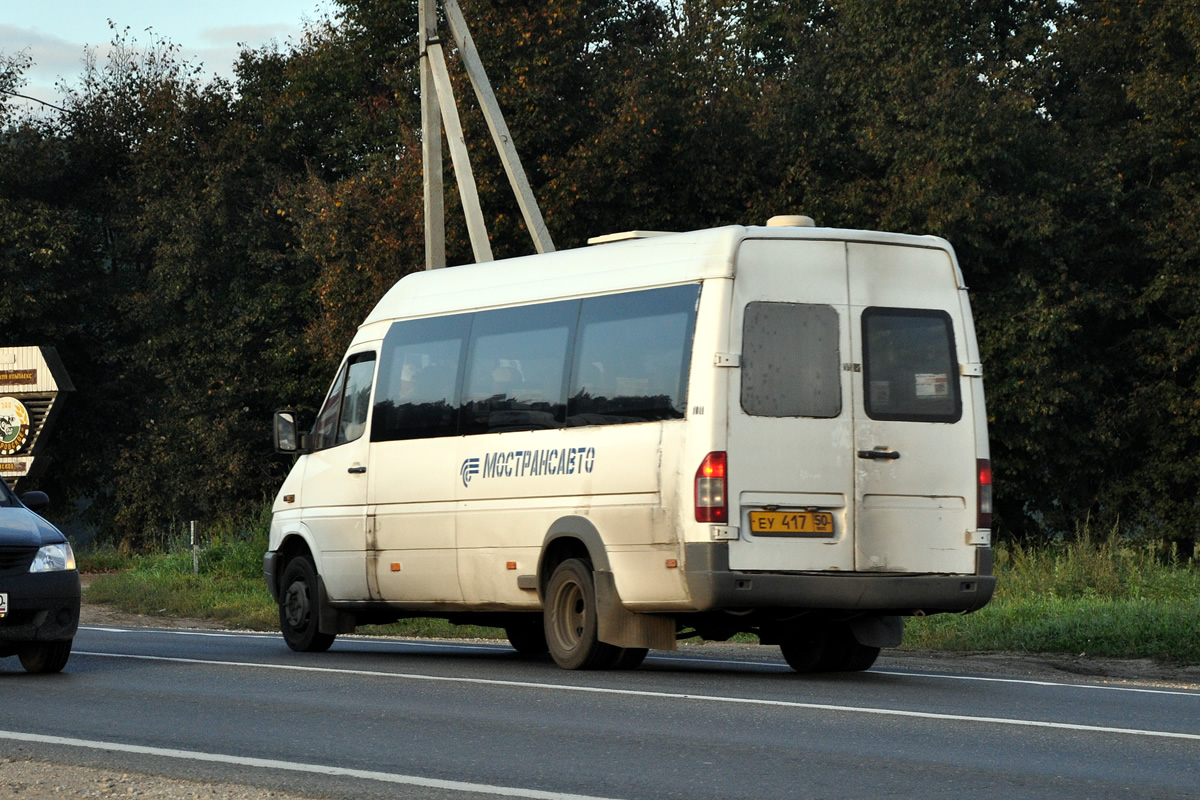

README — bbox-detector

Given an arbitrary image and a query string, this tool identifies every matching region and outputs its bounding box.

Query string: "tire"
[505,615,549,655]
[544,558,621,670]
[18,639,72,674]
[820,625,880,672]
[279,557,336,653]
[779,626,828,673]
[609,647,649,670]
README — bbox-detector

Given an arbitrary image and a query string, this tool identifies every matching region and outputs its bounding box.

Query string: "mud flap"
[850,614,904,648]
[316,575,358,635]
[594,570,676,650]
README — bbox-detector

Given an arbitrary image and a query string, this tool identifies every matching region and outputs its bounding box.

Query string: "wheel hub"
[284,581,310,628]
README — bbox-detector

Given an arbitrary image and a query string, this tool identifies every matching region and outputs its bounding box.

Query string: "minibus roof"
[360,224,956,329]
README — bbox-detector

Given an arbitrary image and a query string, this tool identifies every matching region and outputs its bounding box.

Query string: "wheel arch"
[270,525,320,595]
[536,515,675,652]
[537,515,610,596]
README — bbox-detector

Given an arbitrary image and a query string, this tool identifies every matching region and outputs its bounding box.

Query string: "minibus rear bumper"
[683,543,995,614]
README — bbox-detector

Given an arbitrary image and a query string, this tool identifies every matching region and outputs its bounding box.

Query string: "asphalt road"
[1,626,1198,800]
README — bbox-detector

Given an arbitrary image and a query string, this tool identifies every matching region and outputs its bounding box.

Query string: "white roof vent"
[766,214,816,227]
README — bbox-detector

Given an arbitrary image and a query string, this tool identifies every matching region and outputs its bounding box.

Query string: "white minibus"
[266,216,994,671]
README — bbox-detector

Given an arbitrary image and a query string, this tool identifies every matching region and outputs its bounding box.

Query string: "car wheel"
[279,557,335,653]
[19,639,72,674]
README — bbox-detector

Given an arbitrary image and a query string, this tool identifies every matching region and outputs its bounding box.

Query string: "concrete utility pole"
[417,0,555,269]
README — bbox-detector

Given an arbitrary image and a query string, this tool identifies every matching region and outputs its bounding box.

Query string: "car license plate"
[0,592,7,618]
[748,510,835,537]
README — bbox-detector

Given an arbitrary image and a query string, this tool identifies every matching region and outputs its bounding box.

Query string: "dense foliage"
[2,0,1199,548]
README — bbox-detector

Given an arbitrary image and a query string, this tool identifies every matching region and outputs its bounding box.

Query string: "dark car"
[0,480,80,673]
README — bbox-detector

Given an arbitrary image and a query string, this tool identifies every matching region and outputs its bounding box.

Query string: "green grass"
[79,515,1200,664]
[904,529,1200,663]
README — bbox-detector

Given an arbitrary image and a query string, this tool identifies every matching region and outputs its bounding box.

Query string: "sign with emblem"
[0,396,30,456]
[0,347,74,488]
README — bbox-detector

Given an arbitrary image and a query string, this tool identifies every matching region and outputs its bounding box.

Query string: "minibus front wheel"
[279,557,335,653]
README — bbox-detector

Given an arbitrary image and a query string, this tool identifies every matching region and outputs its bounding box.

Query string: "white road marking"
[73,650,1200,742]
[80,625,1200,698]
[0,729,622,800]
[870,669,1200,698]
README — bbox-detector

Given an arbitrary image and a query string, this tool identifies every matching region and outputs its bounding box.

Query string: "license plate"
[748,510,835,537]
[0,592,7,618]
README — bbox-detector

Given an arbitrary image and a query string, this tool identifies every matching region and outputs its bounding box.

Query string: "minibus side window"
[568,284,699,425]
[862,308,961,422]
[461,301,577,434]
[312,351,377,450]
[372,315,471,442]
[741,302,841,418]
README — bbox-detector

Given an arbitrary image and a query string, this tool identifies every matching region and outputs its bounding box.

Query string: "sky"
[1,0,335,113]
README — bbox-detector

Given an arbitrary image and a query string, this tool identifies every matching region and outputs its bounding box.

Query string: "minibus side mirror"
[273,410,311,455]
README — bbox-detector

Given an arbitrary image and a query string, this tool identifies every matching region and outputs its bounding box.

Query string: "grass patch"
[84,539,279,631]
[81,508,280,631]
[357,620,506,639]
[904,528,1200,663]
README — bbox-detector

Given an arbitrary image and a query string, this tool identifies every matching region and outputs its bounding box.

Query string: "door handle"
[348,466,367,474]
[857,449,900,460]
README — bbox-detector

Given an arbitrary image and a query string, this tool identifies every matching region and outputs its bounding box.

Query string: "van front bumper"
[684,543,995,614]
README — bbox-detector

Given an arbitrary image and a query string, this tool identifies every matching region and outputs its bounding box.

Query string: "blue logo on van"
[460,447,596,488]
[460,458,480,487]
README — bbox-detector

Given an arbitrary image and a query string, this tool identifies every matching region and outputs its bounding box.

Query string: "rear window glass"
[741,302,841,418]
[862,308,961,422]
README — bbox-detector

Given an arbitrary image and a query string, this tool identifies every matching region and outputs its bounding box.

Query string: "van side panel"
[369,437,464,603]
[453,423,675,607]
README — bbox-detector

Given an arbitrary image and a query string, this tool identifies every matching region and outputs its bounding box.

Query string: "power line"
[0,89,69,114]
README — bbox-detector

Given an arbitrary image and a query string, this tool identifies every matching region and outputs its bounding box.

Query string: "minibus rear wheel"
[779,626,828,673]
[819,624,880,672]
[279,557,335,653]
[544,558,622,670]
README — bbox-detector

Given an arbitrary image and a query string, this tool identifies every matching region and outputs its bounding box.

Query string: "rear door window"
[862,308,960,422]
[741,301,841,418]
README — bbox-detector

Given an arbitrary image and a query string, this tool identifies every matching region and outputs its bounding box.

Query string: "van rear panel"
[712,237,989,607]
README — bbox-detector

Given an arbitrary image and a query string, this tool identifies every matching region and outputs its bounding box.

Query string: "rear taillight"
[695,452,728,523]
[977,458,993,530]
